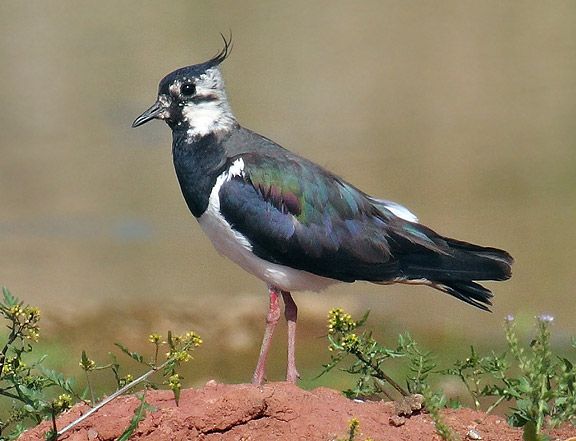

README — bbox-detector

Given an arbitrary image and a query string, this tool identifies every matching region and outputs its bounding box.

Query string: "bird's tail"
[397,236,513,311]
[426,280,495,311]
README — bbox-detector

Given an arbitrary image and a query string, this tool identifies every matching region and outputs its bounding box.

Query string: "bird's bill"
[132,100,164,127]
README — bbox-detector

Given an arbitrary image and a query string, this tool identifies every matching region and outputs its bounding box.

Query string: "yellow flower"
[342,333,359,350]
[168,373,181,391]
[327,308,357,334]
[54,394,72,412]
[118,374,134,387]
[148,333,162,344]
[183,331,202,347]
[79,354,96,371]
[25,329,40,342]
[9,305,22,316]
[24,306,40,319]
[2,357,15,375]
[168,350,192,363]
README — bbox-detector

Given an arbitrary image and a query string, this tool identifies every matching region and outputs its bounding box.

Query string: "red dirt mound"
[21,382,575,441]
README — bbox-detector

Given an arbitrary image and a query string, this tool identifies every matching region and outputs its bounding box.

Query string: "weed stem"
[56,360,167,438]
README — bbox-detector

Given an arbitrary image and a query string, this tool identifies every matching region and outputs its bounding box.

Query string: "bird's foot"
[286,366,300,384]
[251,372,265,386]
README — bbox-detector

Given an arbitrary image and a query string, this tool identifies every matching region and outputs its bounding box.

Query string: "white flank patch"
[198,158,337,292]
[374,198,419,223]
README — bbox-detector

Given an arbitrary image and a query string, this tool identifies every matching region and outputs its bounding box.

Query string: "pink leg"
[281,291,300,383]
[252,287,281,385]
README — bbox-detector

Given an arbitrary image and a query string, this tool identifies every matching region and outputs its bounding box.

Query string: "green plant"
[0,287,79,440]
[0,287,203,440]
[322,308,456,440]
[443,345,508,412]
[323,308,576,441]
[449,315,576,441]
[336,418,374,441]
[321,308,436,399]
[56,329,202,438]
[421,384,460,441]
[113,330,202,404]
[116,392,154,441]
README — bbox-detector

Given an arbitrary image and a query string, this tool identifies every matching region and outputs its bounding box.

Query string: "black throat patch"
[171,132,228,218]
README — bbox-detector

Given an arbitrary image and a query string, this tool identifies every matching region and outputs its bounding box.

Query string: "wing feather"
[218,153,399,281]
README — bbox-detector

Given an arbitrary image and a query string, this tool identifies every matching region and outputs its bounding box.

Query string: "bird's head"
[132,35,236,139]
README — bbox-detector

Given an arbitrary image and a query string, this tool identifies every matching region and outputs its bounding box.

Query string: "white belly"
[198,209,337,292]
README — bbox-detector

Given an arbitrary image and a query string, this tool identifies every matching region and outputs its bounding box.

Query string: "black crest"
[158,33,233,94]
[204,33,233,69]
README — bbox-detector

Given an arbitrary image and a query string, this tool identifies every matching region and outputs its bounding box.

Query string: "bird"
[132,36,513,385]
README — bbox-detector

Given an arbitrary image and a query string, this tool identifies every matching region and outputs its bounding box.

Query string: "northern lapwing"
[132,37,513,385]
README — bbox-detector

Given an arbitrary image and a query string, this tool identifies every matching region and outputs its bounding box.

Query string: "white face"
[168,67,237,140]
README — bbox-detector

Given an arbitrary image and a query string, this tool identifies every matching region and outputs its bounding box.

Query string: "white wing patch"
[202,158,251,251]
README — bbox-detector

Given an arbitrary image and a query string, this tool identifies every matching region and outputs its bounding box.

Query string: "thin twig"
[56,359,168,438]
[374,378,395,400]
[484,395,506,416]
[0,327,18,378]
[352,349,409,396]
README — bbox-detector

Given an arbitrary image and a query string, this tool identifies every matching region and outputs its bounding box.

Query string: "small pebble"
[466,428,482,440]
[394,394,424,416]
[389,415,406,427]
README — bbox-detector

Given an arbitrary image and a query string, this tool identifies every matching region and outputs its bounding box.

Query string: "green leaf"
[7,422,28,441]
[521,421,550,441]
[80,350,90,369]
[2,286,18,307]
[172,385,181,405]
[116,393,154,441]
[508,411,528,428]
[356,310,370,327]
[114,343,144,364]
[38,367,77,395]
[517,377,531,394]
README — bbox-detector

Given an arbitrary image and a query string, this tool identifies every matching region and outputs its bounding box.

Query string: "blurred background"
[1,1,575,390]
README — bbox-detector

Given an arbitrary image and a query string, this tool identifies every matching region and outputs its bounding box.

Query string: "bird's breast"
[171,133,226,218]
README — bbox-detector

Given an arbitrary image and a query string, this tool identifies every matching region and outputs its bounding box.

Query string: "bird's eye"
[180,83,196,96]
